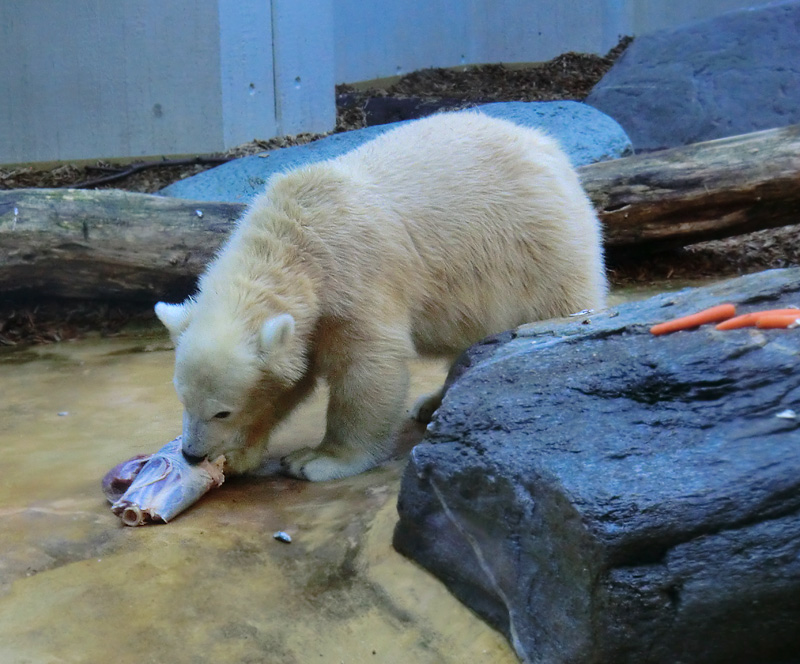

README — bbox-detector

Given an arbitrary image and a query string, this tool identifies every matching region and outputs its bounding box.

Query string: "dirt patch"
[342,40,632,104]
[0,134,323,195]
[1,37,797,345]
[0,300,159,346]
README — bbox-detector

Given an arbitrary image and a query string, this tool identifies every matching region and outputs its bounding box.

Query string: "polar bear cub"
[155,111,607,481]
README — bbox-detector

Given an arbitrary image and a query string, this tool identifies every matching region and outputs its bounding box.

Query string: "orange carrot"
[715,308,800,330]
[755,313,800,329]
[650,303,736,336]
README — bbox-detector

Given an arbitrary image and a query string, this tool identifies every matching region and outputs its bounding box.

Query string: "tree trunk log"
[581,123,800,254]
[1,124,798,300]
[0,189,244,300]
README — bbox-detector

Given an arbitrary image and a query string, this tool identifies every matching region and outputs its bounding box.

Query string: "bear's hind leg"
[409,386,444,424]
[281,334,411,481]
[408,352,460,424]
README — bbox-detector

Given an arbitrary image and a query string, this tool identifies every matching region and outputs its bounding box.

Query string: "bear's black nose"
[181,449,206,465]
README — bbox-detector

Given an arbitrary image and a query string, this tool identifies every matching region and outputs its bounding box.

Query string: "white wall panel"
[272,0,336,136]
[332,0,762,84]
[219,0,278,147]
[631,0,767,34]
[1,0,763,164]
[1,0,223,163]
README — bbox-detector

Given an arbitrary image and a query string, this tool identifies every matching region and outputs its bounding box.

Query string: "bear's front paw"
[280,447,373,482]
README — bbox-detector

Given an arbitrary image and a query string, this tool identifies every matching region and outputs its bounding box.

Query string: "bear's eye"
[213,411,231,420]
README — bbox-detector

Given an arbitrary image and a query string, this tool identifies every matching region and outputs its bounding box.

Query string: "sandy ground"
[1,334,525,664]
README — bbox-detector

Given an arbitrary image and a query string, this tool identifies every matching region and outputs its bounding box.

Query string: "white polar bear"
[155,111,607,481]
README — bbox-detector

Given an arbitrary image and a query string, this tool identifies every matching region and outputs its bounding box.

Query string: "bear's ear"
[259,313,295,353]
[155,301,193,340]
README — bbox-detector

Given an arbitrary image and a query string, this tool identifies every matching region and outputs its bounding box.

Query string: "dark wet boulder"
[586,2,800,151]
[394,268,800,664]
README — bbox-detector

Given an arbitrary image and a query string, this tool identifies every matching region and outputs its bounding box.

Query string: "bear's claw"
[279,449,312,481]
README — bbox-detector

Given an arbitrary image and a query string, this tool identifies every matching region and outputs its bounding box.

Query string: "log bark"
[581,123,800,254]
[1,124,798,300]
[0,189,244,300]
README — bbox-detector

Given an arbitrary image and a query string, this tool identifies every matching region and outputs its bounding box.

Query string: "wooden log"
[1,124,798,300]
[0,189,244,300]
[580,123,800,254]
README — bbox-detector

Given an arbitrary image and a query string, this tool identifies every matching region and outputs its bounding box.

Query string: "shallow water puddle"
[0,333,515,663]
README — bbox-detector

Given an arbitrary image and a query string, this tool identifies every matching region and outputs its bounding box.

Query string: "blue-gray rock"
[160,102,631,203]
[394,268,800,664]
[586,1,800,152]
[478,102,632,167]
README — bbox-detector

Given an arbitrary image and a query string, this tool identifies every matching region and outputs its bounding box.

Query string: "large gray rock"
[586,1,800,151]
[160,101,631,202]
[394,268,800,664]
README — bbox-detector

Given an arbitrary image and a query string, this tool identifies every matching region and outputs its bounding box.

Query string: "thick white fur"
[156,112,607,480]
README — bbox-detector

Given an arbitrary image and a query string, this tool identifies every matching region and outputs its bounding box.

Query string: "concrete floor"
[0,335,516,664]
[0,283,689,663]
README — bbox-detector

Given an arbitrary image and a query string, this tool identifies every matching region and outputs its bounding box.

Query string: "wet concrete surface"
[0,283,704,663]
[0,334,516,664]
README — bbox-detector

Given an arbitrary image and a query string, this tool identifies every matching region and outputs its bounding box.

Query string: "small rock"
[273,531,292,544]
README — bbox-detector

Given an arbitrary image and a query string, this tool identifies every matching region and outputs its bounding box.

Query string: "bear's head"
[155,300,302,464]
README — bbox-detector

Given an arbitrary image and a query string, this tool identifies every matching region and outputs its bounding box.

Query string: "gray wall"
[1,0,762,164]
[2,1,224,163]
[333,0,624,83]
